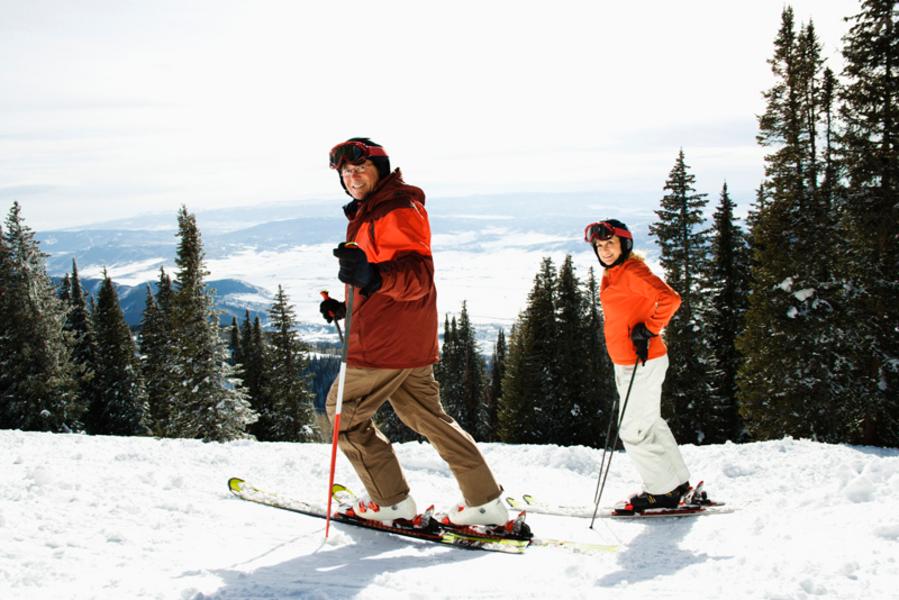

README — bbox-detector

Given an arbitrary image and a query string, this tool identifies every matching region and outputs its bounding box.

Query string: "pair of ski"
[505,480,731,519]
[228,477,617,555]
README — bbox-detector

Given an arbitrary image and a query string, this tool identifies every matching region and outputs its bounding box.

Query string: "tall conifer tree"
[259,285,316,441]
[89,272,149,435]
[228,317,242,366]
[139,268,179,437]
[739,11,846,441]
[706,183,751,442]
[455,302,486,436]
[435,315,463,425]
[649,150,712,444]
[552,256,601,446]
[0,203,81,431]
[837,0,899,445]
[168,206,256,441]
[61,259,101,427]
[498,258,557,443]
[482,328,506,442]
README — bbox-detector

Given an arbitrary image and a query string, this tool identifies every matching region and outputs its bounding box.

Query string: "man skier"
[320,137,508,526]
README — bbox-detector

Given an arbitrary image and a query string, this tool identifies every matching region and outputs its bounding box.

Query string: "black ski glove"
[630,322,657,366]
[333,242,382,295]
[319,298,346,323]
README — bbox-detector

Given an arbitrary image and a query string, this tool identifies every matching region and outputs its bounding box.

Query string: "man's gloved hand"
[333,242,382,295]
[319,298,346,323]
[630,322,657,366]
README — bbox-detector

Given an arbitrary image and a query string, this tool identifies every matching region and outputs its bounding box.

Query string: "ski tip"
[522,494,535,504]
[331,483,349,495]
[228,477,245,494]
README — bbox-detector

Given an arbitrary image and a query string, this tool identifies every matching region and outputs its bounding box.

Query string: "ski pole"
[324,241,365,538]
[589,356,640,529]
[325,283,354,539]
[319,289,344,344]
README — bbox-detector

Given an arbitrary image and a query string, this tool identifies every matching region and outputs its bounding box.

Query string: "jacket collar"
[342,169,423,221]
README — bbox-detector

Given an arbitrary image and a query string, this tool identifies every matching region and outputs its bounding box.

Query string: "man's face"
[341,160,380,200]
[594,235,622,265]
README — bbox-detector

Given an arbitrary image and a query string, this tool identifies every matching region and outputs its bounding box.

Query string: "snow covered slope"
[2,430,896,599]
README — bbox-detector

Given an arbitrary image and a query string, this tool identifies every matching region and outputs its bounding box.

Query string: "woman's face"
[594,235,622,265]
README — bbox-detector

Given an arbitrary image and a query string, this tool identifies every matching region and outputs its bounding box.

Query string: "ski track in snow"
[2,431,897,600]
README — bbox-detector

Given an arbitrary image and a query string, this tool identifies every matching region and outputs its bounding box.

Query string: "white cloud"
[0,0,860,230]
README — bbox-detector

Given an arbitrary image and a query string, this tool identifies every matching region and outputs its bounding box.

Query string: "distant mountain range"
[52,277,272,329]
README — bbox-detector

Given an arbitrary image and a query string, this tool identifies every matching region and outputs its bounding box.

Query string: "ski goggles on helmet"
[329,141,388,170]
[584,221,632,244]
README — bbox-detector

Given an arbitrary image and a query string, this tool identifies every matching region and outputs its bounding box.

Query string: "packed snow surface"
[3,430,897,599]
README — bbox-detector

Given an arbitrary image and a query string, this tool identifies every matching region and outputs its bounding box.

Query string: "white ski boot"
[353,495,417,524]
[447,497,509,526]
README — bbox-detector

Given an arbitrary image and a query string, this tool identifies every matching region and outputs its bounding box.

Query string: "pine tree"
[58,259,102,430]
[88,271,149,435]
[259,285,317,442]
[228,317,242,367]
[0,220,15,427]
[649,150,713,444]
[498,258,557,443]
[168,206,256,441]
[244,315,271,440]
[739,11,846,441]
[0,202,81,431]
[552,255,602,446]
[455,302,486,436]
[482,328,506,442]
[435,315,463,424]
[139,268,179,437]
[837,0,899,445]
[706,183,751,442]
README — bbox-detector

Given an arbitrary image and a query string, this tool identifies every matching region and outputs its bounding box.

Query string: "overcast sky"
[1,0,861,231]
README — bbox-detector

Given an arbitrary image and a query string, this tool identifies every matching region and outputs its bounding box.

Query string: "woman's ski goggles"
[584,221,632,244]
[329,141,388,170]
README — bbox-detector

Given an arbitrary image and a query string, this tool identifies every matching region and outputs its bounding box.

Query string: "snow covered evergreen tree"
[257,285,316,442]
[168,206,256,441]
[0,202,81,431]
[706,183,751,442]
[60,259,101,430]
[836,0,899,445]
[88,272,149,435]
[552,255,603,446]
[498,258,557,443]
[235,311,264,427]
[139,268,179,437]
[649,150,713,444]
[435,315,463,427]
[454,302,486,437]
[481,328,506,442]
[739,10,847,441]
[227,317,241,366]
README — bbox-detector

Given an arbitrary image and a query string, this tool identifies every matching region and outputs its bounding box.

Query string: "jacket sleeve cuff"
[361,265,382,297]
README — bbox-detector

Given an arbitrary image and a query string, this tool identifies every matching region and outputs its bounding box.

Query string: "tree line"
[0,204,317,442]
